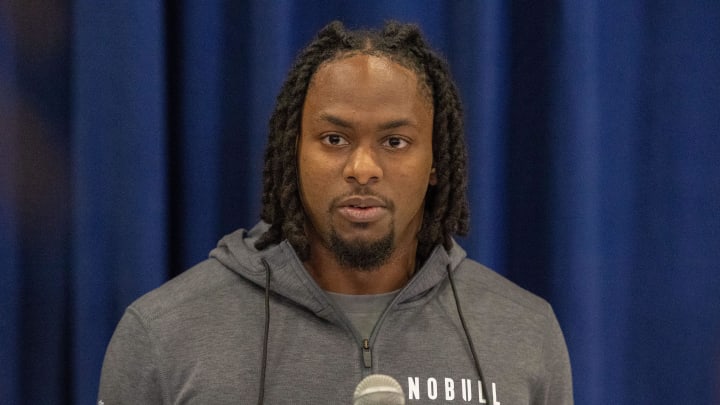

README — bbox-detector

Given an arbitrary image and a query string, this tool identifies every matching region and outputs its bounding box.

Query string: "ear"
[429,167,437,186]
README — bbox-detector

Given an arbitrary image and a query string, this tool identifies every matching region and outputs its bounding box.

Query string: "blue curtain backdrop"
[1,1,719,404]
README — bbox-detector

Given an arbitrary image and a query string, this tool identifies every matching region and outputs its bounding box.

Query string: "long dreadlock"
[254,20,469,263]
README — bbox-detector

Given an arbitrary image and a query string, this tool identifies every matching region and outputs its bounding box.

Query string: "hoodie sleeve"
[98,307,164,404]
[534,305,574,405]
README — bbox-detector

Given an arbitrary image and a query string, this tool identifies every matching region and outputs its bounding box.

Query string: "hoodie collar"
[210,222,468,320]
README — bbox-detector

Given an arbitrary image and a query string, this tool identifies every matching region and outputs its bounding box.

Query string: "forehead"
[305,54,433,114]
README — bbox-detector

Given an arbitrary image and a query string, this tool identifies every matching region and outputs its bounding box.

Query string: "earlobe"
[429,168,437,185]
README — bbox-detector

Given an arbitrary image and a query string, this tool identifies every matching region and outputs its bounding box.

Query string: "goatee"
[329,227,394,271]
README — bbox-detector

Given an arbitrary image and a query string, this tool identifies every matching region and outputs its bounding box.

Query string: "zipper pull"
[362,338,372,368]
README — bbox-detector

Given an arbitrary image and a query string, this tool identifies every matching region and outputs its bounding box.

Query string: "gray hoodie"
[98,222,573,404]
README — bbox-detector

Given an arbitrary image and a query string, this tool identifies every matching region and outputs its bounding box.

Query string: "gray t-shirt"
[326,290,399,339]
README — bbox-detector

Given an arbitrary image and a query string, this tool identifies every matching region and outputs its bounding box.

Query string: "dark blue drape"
[2,1,719,404]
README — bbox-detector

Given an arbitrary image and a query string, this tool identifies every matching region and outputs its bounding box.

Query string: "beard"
[328,224,394,271]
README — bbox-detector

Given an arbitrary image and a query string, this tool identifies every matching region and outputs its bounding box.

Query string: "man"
[99,21,573,404]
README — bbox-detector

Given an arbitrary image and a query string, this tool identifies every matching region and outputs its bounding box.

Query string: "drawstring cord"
[256,259,489,404]
[447,263,491,403]
[257,259,271,405]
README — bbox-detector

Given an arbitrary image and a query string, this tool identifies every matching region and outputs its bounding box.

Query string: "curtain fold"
[2,1,719,403]
[0,7,20,401]
[169,1,224,269]
[71,2,168,402]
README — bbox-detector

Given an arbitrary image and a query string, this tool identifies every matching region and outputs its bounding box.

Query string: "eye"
[382,136,410,149]
[321,133,349,146]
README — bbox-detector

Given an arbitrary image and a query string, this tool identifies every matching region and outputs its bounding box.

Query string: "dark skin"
[297,54,436,294]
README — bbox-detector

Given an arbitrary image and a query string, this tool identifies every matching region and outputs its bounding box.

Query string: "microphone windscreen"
[353,374,405,405]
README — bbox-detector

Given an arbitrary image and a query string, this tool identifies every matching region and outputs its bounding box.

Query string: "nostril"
[342,148,383,185]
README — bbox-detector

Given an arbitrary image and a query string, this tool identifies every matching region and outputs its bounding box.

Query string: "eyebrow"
[321,113,353,128]
[320,113,415,131]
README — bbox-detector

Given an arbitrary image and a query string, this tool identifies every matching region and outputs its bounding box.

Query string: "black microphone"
[353,374,405,405]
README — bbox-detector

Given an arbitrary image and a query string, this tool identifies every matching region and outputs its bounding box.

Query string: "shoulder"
[127,257,256,325]
[450,258,572,395]
[454,258,556,321]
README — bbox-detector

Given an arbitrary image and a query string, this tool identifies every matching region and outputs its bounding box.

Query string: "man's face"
[298,54,436,269]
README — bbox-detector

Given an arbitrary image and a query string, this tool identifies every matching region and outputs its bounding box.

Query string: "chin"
[330,228,395,270]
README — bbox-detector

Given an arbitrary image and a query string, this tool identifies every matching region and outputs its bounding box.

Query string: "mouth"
[335,196,389,223]
[337,196,386,209]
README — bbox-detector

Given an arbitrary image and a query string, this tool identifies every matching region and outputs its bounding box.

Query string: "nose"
[343,145,383,185]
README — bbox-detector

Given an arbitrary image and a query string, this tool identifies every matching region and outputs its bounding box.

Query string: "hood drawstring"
[446,263,491,403]
[255,259,488,404]
[257,259,271,405]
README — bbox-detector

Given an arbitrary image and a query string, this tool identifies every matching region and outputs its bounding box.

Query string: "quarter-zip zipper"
[357,262,433,370]
[362,338,372,368]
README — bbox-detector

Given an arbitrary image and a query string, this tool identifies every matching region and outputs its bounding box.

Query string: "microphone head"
[353,374,405,405]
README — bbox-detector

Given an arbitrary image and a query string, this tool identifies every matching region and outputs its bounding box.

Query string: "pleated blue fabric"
[1,1,718,403]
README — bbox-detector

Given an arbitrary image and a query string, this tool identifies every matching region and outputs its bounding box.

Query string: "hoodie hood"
[209,222,468,322]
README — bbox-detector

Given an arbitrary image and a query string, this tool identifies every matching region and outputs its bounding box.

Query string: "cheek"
[298,155,334,210]
[394,167,434,214]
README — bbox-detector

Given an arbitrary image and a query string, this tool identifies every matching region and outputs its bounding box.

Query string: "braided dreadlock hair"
[254,20,469,263]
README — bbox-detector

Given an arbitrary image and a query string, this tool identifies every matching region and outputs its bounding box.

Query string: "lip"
[335,196,388,223]
[337,196,386,209]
